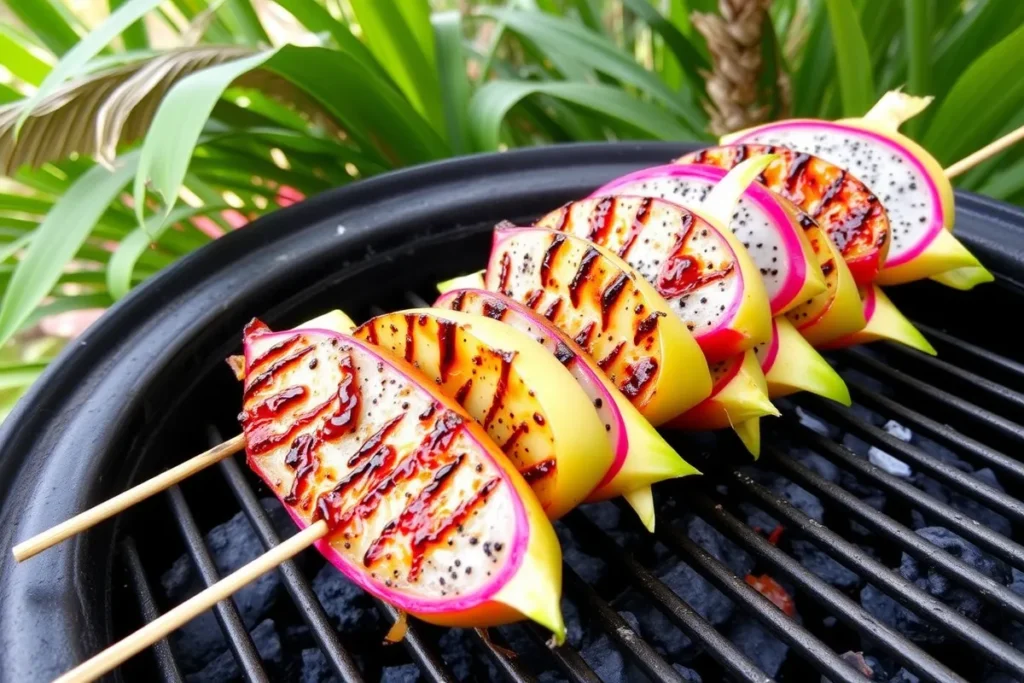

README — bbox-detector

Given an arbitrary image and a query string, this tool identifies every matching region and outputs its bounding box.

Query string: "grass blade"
[108,0,149,50]
[932,0,1024,101]
[0,25,52,86]
[791,0,833,116]
[270,0,383,75]
[15,0,164,135]
[347,0,443,133]
[924,23,1024,165]
[395,0,436,71]
[902,0,930,138]
[432,11,472,155]
[0,153,138,345]
[620,0,708,92]
[6,0,81,56]
[469,80,693,151]
[824,0,875,117]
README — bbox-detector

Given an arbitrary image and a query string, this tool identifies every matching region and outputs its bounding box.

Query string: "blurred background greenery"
[0,0,1022,419]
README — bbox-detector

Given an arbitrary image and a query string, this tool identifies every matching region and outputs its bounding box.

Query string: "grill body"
[0,142,1022,682]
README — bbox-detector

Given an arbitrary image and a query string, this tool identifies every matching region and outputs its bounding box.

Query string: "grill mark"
[483,351,515,427]
[820,171,847,207]
[598,341,626,371]
[437,319,458,382]
[735,145,749,162]
[553,204,571,231]
[554,341,575,365]
[524,289,544,309]
[520,458,556,484]
[568,247,600,307]
[634,311,665,345]
[600,273,629,330]
[403,314,416,362]
[540,235,565,287]
[348,414,404,468]
[543,297,563,321]
[321,355,360,441]
[283,433,319,506]
[617,197,652,258]
[246,394,334,455]
[243,385,307,423]
[450,374,472,403]
[243,318,271,338]
[621,357,658,399]
[244,345,315,399]
[502,422,530,456]
[573,321,595,348]
[587,197,615,244]
[249,335,301,373]
[451,291,467,311]
[363,323,379,345]
[821,259,835,276]
[482,299,507,320]
[785,152,812,196]
[498,251,513,294]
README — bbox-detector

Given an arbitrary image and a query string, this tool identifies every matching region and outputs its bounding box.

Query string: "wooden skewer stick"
[54,519,328,683]
[12,433,246,562]
[945,123,1024,179]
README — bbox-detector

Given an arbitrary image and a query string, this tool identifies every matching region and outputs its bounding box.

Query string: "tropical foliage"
[0,0,1023,418]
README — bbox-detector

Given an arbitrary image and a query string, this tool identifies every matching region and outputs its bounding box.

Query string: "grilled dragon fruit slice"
[818,285,936,355]
[353,308,613,520]
[755,317,850,404]
[723,92,992,289]
[534,196,771,362]
[677,145,892,285]
[485,226,711,426]
[435,287,699,532]
[666,349,777,457]
[781,207,867,345]
[591,163,825,316]
[240,320,565,637]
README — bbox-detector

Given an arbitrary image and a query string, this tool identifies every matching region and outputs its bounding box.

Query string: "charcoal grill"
[1,142,1023,683]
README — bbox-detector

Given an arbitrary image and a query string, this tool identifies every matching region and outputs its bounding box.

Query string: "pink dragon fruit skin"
[591,163,826,317]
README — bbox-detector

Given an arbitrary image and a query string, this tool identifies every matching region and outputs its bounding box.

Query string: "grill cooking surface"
[1,143,1023,683]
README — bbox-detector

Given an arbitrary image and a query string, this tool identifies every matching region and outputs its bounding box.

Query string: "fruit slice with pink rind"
[590,163,826,316]
[240,320,565,638]
[723,91,992,289]
[676,145,892,285]
[534,195,771,363]
[817,285,936,355]
[484,226,711,426]
[435,287,699,532]
[353,308,614,521]
[665,349,778,457]
[754,317,850,405]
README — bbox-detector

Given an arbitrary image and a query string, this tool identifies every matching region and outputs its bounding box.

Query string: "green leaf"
[568,0,604,34]
[270,0,382,75]
[134,50,275,226]
[0,363,48,392]
[932,0,1024,101]
[924,23,1024,165]
[6,0,81,56]
[348,0,443,132]
[619,0,708,92]
[792,1,834,117]
[977,156,1024,201]
[469,80,693,151]
[0,234,34,265]
[902,0,931,138]
[108,204,222,300]
[21,293,115,333]
[0,153,139,346]
[432,11,472,155]
[480,8,705,134]
[395,0,436,70]
[15,0,165,135]
[0,85,21,105]
[824,0,875,117]
[108,0,149,50]
[0,25,52,86]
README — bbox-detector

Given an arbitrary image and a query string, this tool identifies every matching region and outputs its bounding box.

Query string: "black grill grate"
[108,277,1024,683]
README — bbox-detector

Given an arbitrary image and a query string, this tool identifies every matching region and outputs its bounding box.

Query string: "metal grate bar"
[789,423,1024,569]
[121,537,185,683]
[473,630,537,683]
[841,349,1024,446]
[562,565,684,683]
[683,492,966,683]
[846,380,1024,484]
[566,513,775,683]
[524,624,602,683]
[765,446,1024,622]
[165,486,269,683]
[722,468,1024,676]
[910,322,1024,385]
[878,342,1024,414]
[655,505,873,683]
[802,396,1024,525]
[218,458,366,683]
[372,600,458,683]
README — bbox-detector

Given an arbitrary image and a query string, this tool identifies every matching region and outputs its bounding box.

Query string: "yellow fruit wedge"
[352,308,614,520]
[755,317,850,405]
[484,226,711,426]
[818,285,936,355]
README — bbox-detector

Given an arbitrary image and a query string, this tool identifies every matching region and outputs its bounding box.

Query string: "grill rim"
[0,141,1022,681]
